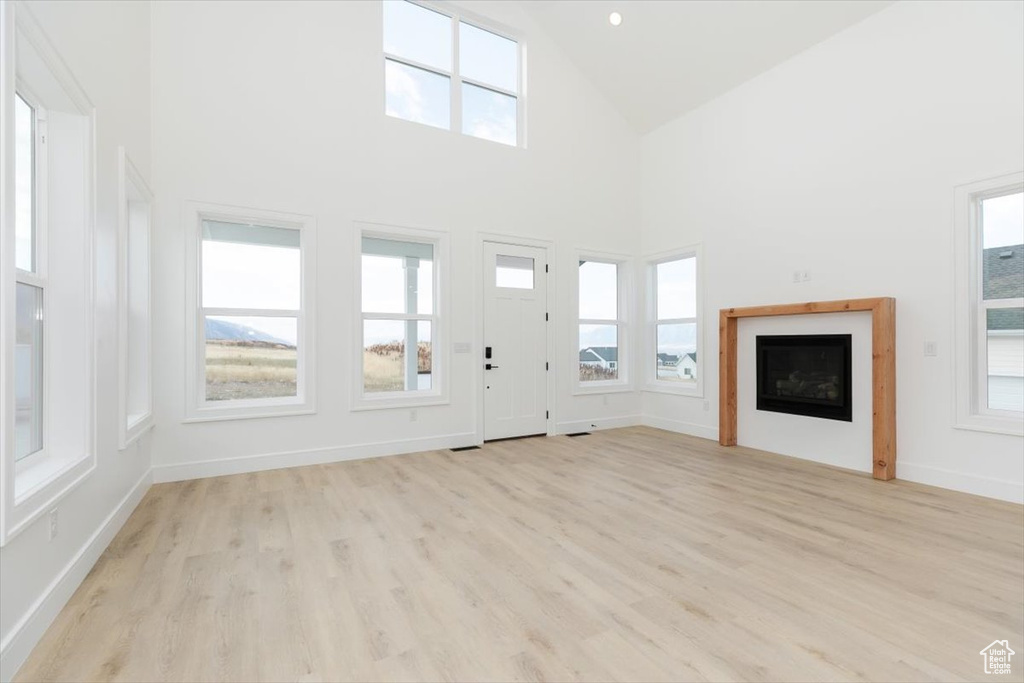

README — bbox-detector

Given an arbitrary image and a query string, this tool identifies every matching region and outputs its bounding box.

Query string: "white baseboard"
[152,432,478,483]
[642,414,720,441]
[897,462,1024,504]
[555,414,642,435]
[0,469,153,683]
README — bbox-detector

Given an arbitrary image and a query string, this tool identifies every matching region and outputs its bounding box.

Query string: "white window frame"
[1,2,97,545]
[353,221,450,410]
[117,147,154,448]
[644,244,704,398]
[382,0,526,147]
[572,250,632,394]
[183,202,317,423]
[953,172,1024,436]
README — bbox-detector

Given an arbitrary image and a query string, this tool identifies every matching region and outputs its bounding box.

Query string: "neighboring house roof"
[657,352,679,364]
[984,245,1023,332]
[681,352,697,363]
[984,243,1023,299]
[580,346,618,363]
[990,308,1024,332]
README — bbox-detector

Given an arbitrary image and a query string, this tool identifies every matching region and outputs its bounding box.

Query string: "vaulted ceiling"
[523,0,893,133]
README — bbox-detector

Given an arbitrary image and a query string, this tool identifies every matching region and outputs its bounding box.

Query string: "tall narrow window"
[979,191,1024,413]
[577,258,626,387]
[118,149,154,448]
[14,92,44,463]
[360,235,436,397]
[383,0,522,146]
[4,10,97,544]
[648,250,701,392]
[186,205,316,420]
[954,173,1023,435]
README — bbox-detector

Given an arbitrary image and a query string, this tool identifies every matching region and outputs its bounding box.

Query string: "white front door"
[483,241,548,440]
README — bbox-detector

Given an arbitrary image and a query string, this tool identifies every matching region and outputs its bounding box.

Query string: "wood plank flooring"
[15,427,1024,682]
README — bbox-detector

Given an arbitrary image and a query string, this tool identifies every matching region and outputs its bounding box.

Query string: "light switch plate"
[454,342,472,354]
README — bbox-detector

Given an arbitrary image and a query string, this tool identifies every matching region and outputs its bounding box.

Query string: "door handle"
[485,364,500,370]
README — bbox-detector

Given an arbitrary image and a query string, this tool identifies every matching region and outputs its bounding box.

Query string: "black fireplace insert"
[756,334,852,422]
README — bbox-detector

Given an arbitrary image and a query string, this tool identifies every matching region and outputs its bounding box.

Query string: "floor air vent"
[566,432,591,437]
[450,445,481,452]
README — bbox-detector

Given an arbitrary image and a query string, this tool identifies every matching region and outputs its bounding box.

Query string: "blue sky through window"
[983,192,1023,249]
[384,1,518,145]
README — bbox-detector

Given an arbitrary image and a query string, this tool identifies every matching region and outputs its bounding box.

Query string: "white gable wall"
[640,0,1024,502]
[148,0,642,480]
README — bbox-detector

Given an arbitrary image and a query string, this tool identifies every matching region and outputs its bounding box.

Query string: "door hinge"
[545,362,549,371]
[546,410,549,419]
[545,312,549,321]
[545,264,549,273]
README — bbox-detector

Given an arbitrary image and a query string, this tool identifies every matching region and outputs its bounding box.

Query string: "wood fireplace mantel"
[719,298,896,480]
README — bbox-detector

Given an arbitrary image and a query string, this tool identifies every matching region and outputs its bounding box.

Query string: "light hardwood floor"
[16,427,1024,682]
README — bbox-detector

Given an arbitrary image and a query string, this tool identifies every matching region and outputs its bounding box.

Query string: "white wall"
[148,0,641,480]
[640,0,1024,502]
[0,1,153,679]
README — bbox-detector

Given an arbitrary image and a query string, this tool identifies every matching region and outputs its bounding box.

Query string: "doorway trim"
[475,232,556,445]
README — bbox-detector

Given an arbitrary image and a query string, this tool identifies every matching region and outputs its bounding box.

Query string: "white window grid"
[383,0,524,146]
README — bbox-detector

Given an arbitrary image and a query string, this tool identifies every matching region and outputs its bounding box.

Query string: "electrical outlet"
[923,341,937,357]
[801,270,811,282]
[453,342,471,354]
[409,409,417,422]
[703,400,710,411]
[792,270,801,283]
[602,395,609,406]
[49,508,58,541]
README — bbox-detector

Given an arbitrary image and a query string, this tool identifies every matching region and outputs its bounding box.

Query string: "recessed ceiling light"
[608,11,622,26]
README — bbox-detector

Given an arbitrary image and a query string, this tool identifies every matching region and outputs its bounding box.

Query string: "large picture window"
[383,0,522,146]
[185,205,316,421]
[576,255,628,389]
[356,226,447,408]
[647,248,701,395]
[955,173,1023,434]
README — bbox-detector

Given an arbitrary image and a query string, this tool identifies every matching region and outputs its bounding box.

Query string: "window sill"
[183,405,316,424]
[4,453,95,545]
[572,383,634,397]
[120,416,155,450]
[643,382,703,398]
[954,416,1024,437]
[351,395,450,412]
[16,456,73,501]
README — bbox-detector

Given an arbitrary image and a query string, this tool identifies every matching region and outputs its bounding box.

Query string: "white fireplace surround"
[737,312,873,473]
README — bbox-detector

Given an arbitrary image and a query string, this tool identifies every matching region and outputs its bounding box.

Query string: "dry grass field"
[363,341,431,393]
[203,340,434,399]
[579,364,617,382]
[205,341,297,401]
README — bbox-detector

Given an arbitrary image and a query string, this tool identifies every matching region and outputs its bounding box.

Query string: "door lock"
[485,364,499,370]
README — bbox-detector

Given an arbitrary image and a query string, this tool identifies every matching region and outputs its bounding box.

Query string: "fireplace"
[756,334,852,422]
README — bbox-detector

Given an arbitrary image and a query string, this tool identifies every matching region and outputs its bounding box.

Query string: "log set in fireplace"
[756,334,852,422]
